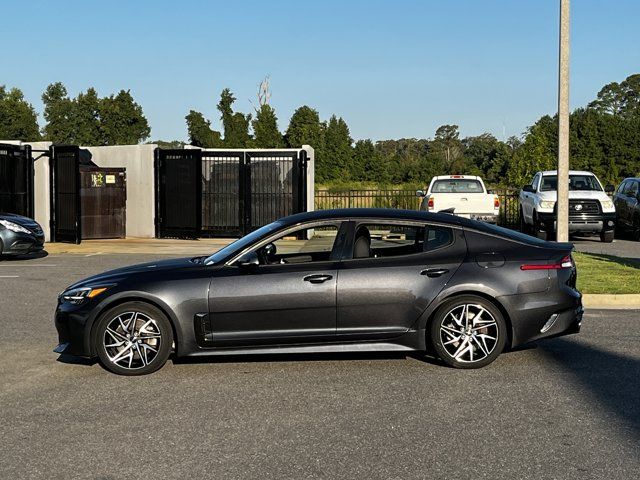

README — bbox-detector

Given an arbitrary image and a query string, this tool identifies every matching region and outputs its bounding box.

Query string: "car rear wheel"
[430,296,507,369]
[95,302,173,376]
[600,230,614,243]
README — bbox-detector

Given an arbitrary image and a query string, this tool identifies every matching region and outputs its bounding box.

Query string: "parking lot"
[1,252,639,479]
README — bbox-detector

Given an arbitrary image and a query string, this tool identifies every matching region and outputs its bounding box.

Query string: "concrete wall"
[83,144,156,238]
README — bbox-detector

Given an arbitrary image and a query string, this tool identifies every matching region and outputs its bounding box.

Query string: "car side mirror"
[416,190,425,198]
[237,251,259,268]
[605,184,615,193]
[522,185,535,193]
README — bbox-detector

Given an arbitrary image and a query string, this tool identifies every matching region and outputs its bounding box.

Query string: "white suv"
[518,170,616,242]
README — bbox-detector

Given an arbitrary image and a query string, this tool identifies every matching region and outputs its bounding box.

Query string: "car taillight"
[427,197,434,209]
[494,196,500,209]
[521,255,573,270]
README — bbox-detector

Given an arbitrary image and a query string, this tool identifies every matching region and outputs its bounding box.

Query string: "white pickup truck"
[518,170,616,242]
[416,175,500,223]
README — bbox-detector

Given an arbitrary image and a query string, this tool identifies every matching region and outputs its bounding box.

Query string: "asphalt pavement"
[0,253,639,479]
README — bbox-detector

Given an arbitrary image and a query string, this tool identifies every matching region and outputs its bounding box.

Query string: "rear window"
[431,179,484,193]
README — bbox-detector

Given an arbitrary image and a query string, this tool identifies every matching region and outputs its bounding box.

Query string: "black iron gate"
[0,143,34,217]
[50,145,81,243]
[201,149,307,237]
[155,149,202,238]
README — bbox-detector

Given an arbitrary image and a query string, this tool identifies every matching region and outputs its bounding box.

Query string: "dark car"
[613,178,640,241]
[0,213,45,257]
[54,209,583,375]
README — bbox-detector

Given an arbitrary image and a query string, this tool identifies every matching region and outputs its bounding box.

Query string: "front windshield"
[205,221,284,265]
[540,175,603,192]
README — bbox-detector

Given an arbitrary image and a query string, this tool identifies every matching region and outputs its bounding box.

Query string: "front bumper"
[54,301,96,357]
[0,230,45,255]
[537,212,616,233]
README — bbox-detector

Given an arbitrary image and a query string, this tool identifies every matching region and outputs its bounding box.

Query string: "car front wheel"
[430,296,507,369]
[95,302,173,375]
[600,230,614,243]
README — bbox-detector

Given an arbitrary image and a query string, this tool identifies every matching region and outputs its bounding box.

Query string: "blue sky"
[2,0,639,142]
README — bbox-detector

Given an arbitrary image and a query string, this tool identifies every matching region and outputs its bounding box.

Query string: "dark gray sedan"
[0,213,45,256]
[54,209,583,375]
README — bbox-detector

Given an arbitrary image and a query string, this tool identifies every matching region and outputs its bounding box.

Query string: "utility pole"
[557,0,570,242]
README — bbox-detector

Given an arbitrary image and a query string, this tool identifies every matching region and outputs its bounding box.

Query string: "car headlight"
[539,200,556,210]
[600,199,614,210]
[60,286,109,304]
[0,220,31,234]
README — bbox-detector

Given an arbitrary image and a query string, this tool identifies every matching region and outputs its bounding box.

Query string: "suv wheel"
[633,216,640,242]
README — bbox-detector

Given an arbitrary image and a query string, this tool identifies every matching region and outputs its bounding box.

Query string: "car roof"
[431,175,481,181]
[278,208,466,226]
[540,170,597,176]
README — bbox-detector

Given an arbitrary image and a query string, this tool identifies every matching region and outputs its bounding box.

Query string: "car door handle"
[303,274,333,284]
[420,268,449,278]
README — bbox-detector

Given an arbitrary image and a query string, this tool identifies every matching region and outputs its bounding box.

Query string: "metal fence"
[314,188,520,229]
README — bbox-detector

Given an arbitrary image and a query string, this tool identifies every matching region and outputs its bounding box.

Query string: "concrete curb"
[582,294,640,309]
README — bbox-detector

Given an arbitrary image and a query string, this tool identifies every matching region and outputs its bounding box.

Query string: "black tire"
[94,301,173,376]
[633,216,640,242]
[430,295,507,369]
[600,230,614,243]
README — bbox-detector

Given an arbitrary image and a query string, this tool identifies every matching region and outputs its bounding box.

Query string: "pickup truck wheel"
[632,216,640,242]
[600,230,614,243]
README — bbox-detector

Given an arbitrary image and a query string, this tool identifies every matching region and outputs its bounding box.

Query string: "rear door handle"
[420,268,449,278]
[304,274,333,284]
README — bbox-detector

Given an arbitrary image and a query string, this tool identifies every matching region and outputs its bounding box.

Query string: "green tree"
[42,82,76,143]
[323,115,353,181]
[285,105,326,180]
[74,88,102,145]
[217,88,251,148]
[99,90,151,145]
[433,124,466,173]
[185,110,222,148]
[0,86,40,141]
[252,104,283,148]
[589,73,640,117]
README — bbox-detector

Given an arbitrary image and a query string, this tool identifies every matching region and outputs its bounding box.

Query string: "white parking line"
[0,264,58,267]
[0,275,19,278]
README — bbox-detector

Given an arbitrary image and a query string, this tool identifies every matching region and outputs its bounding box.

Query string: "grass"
[573,252,640,294]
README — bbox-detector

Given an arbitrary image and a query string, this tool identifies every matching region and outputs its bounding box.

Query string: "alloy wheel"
[103,311,162,370]
[439,304,499,363]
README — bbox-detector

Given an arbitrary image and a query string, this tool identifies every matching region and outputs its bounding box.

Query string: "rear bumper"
[537,212,616,233]
[498,286,583,348]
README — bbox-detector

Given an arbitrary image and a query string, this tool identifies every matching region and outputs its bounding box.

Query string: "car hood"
[537,190,609,201]
[0,213,39,225]
[65,256,202,290]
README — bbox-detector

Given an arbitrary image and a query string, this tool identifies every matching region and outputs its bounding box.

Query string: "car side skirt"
[184,341,418,357]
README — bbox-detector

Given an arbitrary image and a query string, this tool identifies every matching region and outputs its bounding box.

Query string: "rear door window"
[348,222,453,259]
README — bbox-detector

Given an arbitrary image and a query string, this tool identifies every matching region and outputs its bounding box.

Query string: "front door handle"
[420,268,449,278]
[304,274,333,284]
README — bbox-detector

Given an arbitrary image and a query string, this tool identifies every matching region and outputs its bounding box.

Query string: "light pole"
[557,0,570,242]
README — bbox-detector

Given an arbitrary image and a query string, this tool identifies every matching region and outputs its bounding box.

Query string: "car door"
[522,173,539,222]
[625,181,640,228]
[207,221,348,347]
[335,220,466,340]
[613,181,628,227]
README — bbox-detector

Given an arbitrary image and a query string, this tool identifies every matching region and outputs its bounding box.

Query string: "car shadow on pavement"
[173,351,443,367]
[56,354,97,366]
[577,252,640,268]
[0,251,49,261]
[540,337,640,440]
